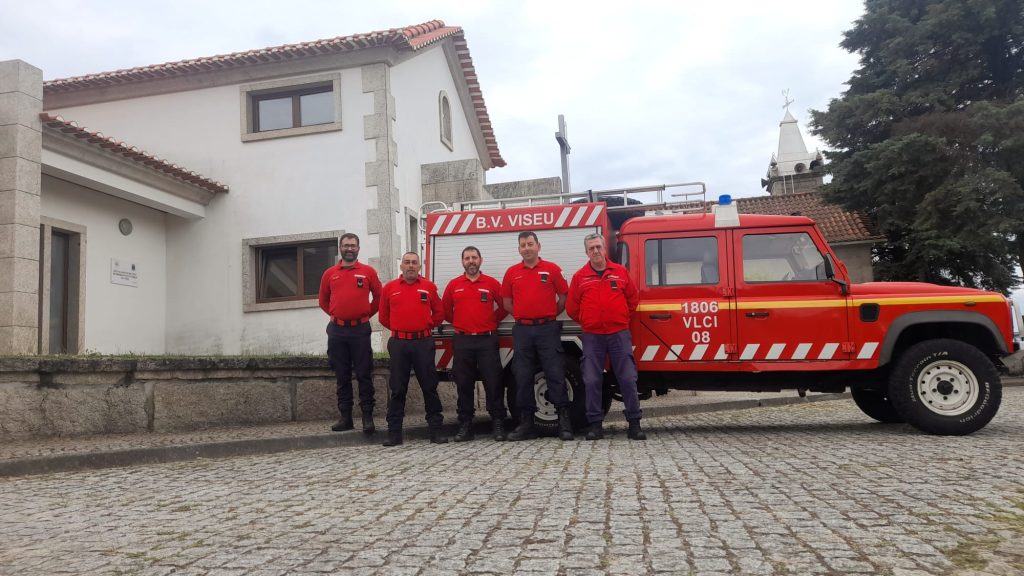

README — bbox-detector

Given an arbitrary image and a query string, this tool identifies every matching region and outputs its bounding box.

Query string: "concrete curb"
[5,378,1022,478]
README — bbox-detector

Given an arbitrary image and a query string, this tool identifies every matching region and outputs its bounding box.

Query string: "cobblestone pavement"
[2,390,1023,576]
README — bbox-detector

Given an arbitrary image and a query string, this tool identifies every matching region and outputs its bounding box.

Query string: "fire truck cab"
[424,184,1017,436]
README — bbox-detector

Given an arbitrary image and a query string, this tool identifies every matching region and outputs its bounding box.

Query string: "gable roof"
[735,192,881,244]
[40,113,229,195]
[43,20,505,167]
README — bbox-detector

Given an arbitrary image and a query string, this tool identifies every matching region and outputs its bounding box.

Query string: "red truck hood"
[850,281,1005,300]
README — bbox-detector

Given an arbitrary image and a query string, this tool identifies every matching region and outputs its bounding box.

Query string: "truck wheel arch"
[878,311,1007,365]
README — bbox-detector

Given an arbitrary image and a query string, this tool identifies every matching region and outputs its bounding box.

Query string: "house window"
[253,85,334,132]
[243,229,345,312]
[439,91,453,150]
[256,240,338,303]
[240,73,342,142]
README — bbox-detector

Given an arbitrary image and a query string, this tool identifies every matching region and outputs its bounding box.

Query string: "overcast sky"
[1,0,865,200]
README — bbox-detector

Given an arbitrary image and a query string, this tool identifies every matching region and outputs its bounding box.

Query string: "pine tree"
[810,0,1024,292]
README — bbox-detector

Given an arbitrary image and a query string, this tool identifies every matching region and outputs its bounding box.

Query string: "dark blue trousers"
[581,330,642,424]
[386,337,444,430]
[326,322,374,415]
[453,334,506,422]
[512,321,569,416]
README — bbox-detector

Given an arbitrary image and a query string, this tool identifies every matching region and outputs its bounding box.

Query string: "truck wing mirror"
[824,255,849,296]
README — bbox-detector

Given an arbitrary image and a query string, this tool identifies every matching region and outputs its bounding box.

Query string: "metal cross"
[555,114,571,194]
[782,89,794,111]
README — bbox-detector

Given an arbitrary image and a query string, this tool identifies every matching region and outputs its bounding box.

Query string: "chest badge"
[539,272,549,284]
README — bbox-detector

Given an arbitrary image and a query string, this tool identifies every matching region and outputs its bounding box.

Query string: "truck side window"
[645,236,718,286]
[741,232,826,283]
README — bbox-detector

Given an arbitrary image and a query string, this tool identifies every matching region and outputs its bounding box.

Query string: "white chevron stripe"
[857,342,879,359]
[765,343,786,360]
[714,344,729,360]
[584,205,604,225]
[443,214,461,234]
[641,345,659,361]
[740,344,759,360]
[689,344,708,361]
[792,343,812,360]
[818,343,839,360]
[430,215,447,235]
[665,344,684,360]
[499,347,514,367]
[458,213,475,233]
[554,207,573,228]
[569,206,587,227]
[435,349,445,367]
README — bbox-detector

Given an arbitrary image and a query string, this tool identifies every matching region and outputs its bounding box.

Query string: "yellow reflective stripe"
[636,295,1003,312]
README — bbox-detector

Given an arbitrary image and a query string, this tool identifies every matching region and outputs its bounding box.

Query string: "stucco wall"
[834,243,874,284]
[391,45,483,255]
[49,70,371,354]
[41,174,167,353]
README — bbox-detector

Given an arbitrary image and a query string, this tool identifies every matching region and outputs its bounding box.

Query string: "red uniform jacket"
[379,276,444,332]
[318,261,382,322]
[442,273,507,333]
[566,261,638,334]
[501,258,568,320]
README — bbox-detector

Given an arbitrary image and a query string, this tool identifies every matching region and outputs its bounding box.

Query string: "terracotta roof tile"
[40,113,229,195]
[43,20,505,168]
[735,192,881,244]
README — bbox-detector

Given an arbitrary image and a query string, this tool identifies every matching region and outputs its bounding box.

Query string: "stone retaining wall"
[0,357,456,439]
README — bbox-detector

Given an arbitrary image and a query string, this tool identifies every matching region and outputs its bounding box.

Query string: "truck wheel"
[850,388,904,423]
[887,339,1002,435]
[504,355,586,435]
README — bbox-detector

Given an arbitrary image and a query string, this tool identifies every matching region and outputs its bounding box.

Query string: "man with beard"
[442,246,508,442]
[378,251,448,446]
[318,233,382,434]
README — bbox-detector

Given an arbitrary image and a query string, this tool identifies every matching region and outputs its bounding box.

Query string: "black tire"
[503,354,587,435]
[850,388,905,423]
[887,339,1002,435]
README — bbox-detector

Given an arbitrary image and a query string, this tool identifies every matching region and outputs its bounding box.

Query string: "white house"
[0,20,506,355]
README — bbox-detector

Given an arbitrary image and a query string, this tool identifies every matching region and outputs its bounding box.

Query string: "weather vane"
[782,89,794,111]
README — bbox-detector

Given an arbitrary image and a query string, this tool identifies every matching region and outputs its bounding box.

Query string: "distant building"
[742,107,881,283]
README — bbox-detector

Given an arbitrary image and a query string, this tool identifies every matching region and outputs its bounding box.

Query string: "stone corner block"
[0,60,43,101]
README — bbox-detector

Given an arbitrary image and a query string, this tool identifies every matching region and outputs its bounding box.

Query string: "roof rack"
[457,182,707,214]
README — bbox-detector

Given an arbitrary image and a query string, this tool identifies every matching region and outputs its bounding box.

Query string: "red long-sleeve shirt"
[379,276,444,332]
[566,261,638,334]
[318,261,381,321]
[442,273,507,333]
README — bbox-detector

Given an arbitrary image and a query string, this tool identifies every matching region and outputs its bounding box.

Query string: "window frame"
[254,240,337,304]
[439,90,453,150]
[739,231,829,284]
[242,230,345,312]
[240,73,342,143]
[644,235,720,288]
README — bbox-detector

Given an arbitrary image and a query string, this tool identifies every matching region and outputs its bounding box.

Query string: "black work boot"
[507,418,536,441]
[492,418,507,442]
[585,421,604,441]
[454,421,474,442]
[627,419,647,441]
[362,412,376,435]
[558,408,574,441]
[382,429,403,447]
[331,412,354,432]
[429,427,450,444]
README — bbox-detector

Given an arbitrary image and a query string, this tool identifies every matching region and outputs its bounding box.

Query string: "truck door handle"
[745,311,770,318]
[648,314,672,320]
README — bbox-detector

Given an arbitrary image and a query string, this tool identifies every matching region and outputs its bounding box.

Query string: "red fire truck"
[422,184,1019,436]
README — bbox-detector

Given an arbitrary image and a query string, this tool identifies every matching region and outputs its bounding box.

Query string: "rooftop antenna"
[555,114,571,194]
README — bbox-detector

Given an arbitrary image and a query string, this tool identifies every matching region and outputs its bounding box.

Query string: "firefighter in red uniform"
[442,246,509,442]
[379,251,448,446]
[318,233,382,434]
[501,231,574,441]
[567,233,646,440]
